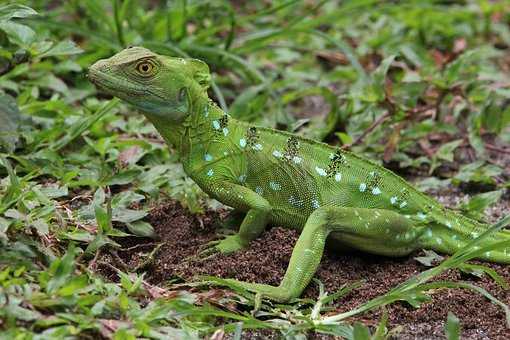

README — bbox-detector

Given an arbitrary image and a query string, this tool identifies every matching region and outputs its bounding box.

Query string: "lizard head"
[88,46,211,122]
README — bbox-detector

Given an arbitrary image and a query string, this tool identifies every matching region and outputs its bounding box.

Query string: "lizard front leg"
[216,206,420,302]
[206,182,271,254]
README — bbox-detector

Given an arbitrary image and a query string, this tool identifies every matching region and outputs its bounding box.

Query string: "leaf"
[435,139,463,162]
[430,139,463,174]
[46,245,77,294]
[445,312,461,340]
[112,207,147,223]
[0,21,36,46]
[352,322,371,340]
[0,92,21,152]
[126,221,156,238]
[57,275,89,296]
[95,204,112,234]
[458,263,509,289]
[105,169,141,186]
[461,190,502,214]
[39,40,83,58]
[0,4,37,22]
[415,250,444,267]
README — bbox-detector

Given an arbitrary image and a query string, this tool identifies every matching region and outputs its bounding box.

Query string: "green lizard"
[89,47,510,302]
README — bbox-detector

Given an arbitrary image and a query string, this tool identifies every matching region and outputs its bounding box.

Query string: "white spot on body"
[223,151,229,156]
[425,229,433,238]
[293,156,302,164]
[390,196,398,205]
[371,187,381,195]
[399,201,408,208]
[253,143,263,151]
[288,195,304,208]
[359,183,367,192]
[203,106,209,117]
[417,212,426,220]
[311,199,320,209]
[255,187,263,195]
[446,221,452,229]
[335,173,342,182]
[315,167,327,176]
[272,150,282,158]
[204,154,213,161]
[436,237,443,245]
[329,153,335,160]
[212,120,220,130]
[223,127,229,136]
[207,169,214,177]
[269,181,281,191]
[238,174,247,183]
[239,138,246,147]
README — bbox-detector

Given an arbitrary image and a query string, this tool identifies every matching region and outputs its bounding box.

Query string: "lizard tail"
[420,213,510,264]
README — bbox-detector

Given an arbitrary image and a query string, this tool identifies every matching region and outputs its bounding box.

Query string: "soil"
[99,188,510,340]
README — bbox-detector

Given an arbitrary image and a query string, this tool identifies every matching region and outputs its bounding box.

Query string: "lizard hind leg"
[216,206,424,302]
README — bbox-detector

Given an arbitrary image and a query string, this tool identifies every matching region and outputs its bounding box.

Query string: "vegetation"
[0,1,509,338]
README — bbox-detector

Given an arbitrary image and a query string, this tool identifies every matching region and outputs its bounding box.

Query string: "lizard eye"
[136,61,154,75]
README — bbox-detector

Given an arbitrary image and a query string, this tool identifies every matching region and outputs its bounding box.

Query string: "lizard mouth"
[88,66,168,104]
[88,67,146,97]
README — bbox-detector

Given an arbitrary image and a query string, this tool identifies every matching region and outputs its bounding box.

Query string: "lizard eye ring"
[136,61,155,75]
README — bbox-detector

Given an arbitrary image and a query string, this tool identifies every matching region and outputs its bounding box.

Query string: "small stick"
[343,111,391,148]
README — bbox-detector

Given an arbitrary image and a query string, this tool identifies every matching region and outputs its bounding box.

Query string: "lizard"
[88,46,510,302]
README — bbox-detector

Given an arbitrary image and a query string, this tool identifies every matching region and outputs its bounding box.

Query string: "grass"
[1,0,509,338]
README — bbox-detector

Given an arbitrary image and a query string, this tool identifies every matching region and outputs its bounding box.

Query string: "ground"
[96,185,510,339]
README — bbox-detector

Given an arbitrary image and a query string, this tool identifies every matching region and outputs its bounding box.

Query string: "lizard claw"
[198,234,246,261]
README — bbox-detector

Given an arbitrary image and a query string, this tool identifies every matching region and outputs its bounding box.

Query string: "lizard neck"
[142,93,223,149]
[144,94,231,169]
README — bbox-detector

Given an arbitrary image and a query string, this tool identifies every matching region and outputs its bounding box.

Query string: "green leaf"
[435,139,463,162]
[46,245,77,294]
[57,275,89,296]
[352,322,371,340]
[414,250,444,267]
[0,4,37,22]
[445,312,460,340]
[126,220,156,238]
[0,92,21,153]
[112,207,147,224]
[0,21,36,46]
[430,139,463,174]
[94,203,112,234]
[461,190,502,214]
[39,40,83,58]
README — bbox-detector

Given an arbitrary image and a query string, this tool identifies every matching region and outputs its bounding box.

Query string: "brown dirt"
[101,191,510,339]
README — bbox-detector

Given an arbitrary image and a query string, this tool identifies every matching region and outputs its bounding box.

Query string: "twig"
[343,111,391,148]
[87,249,102,270]
[485,143,510,155]
[134,243,164,271]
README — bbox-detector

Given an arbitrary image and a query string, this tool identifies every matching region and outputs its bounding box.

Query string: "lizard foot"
[196,234,246,259]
